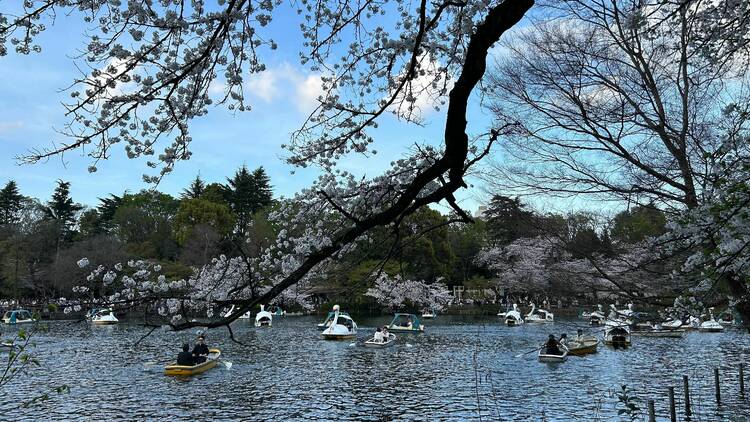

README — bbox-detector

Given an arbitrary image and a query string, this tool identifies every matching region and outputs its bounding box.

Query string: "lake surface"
[2,315,750,421]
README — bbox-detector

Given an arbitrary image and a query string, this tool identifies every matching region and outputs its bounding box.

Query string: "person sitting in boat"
[559,333,568,346]
[373,327,384,343]
[177,343,195,366]
[192,335,210,363]
[544,334,562,355]
[574,329,585,341]
[382,326,390,341]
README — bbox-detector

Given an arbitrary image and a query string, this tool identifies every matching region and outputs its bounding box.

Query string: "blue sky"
[0,4,586,216]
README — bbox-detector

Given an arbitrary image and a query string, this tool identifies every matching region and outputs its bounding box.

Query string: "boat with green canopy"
[387,313,425,333]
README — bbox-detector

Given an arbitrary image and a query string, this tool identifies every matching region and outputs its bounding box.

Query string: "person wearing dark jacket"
[545,334,562,355]
[177,343,194,366]
[192,335,210,363]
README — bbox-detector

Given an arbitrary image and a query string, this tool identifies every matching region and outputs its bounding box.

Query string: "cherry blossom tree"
[364,273,452,311]
[0,1,534,331]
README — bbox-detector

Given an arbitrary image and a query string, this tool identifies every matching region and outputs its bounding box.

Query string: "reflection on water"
[2,315,749,420]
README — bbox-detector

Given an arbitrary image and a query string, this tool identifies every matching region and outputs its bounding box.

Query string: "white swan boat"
[699,308,724,332]
[525,303,554,323]
[321,305,358,340]
[588,305,605,325]
[538,344,568,362]
[2,309,35,325]
[364,333,396,348]
[504,304,524,326]
[661,318,683,330]
[91,308,118,325]
[224,304,251,319]
[255,305,273,327]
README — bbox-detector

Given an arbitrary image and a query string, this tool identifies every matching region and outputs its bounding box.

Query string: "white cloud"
[0,120,23,134]
[239,62,323,113]
[246,70,279,102]
[207,80,227,96]
[294,74,323,113]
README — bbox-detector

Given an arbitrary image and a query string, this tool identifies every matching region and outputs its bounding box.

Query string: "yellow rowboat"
[164,348,221,376]
[566,337,599,356]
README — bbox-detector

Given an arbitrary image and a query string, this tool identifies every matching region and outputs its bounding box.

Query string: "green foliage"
[173,199,235,245]
[181,175,206,200]
[0,180,24,225]
[611,205,667,244]
[42,180,83,241]
[202,183,229,205]
[225,165,273,237]
[484,195,537,245]
[112,190,179,259]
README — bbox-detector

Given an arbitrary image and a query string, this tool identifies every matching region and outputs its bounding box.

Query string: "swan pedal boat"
[364,333,396,348]
[538,345,569,362]
[566,336,599,356]
[164,348,221,376]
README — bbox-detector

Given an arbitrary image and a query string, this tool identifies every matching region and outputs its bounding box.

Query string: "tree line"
[0,166,272,300]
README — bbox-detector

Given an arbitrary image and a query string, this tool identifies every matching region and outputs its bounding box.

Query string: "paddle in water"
[514,345,543,358]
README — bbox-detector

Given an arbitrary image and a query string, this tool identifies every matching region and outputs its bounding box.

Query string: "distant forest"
[0,167,668,307]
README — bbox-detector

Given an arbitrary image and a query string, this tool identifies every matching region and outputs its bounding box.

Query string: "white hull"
[365,333,396,348]
[538,345,568,362]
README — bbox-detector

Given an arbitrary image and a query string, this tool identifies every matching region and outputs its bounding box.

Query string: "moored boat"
[631,328,684,338]
[421,309,436,319]
[91,308,119,325]
[589,305,604,326]
[661,318,683,330]
[164,348,221,376]
[566,336,599,356]
[525,303,554,323]
[2,309,35,325]
[388,313,425,333]
[223,305,251,319]
[538,344,568,362]
[321,305,358,340]
[699,308,724,332]
[604,323,631,347]
[364,333,396,348]
[505,304,524,326]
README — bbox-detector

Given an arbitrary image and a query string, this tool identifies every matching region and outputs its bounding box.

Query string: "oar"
[514,345,543,358]
[143,358,173,367]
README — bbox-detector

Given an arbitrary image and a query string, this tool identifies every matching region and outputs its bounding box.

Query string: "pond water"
[2,315,750,421]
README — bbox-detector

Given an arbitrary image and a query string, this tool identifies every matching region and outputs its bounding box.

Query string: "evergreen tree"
[182,175,206,200]
[225,165,273,237]
[0,180,24,225]
[251,167,273,211]
[484,195,536,245]
[43,180,83,240]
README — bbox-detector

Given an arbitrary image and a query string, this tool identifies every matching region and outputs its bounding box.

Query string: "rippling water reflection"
[2,315,749,420]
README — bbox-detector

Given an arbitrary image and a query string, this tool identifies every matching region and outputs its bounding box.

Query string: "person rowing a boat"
[373,327,384,343]
[574,329,585,342]
[544,334,563,356]
[177,343,195,366]
[559,333,568,346]
[192,335,210,363]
